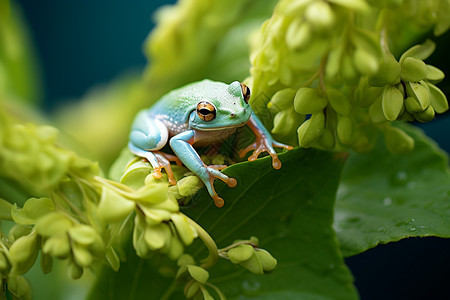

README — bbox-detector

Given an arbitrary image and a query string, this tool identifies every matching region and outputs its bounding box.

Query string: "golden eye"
[197,101,216,121]
[240,83,251,103]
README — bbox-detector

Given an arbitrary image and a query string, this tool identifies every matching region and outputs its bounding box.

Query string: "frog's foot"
[152,151,179,185]
[238,138,293,170]
[205,166,237,207]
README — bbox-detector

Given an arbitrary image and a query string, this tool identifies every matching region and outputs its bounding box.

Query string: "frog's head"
[190,81,252,131]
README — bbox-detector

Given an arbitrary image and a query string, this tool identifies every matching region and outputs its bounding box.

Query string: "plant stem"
[185,215,218,269]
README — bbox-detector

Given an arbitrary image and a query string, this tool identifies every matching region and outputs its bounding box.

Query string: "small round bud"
[187,265,209,284]
[400,57,428,82]
[228,244,255,264]
[381,85,404,121]
[294,88,327,114]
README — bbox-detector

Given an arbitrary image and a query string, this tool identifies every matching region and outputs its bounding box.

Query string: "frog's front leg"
[128,112,180,185]
[239,114,293,169]
[170,130,237,207]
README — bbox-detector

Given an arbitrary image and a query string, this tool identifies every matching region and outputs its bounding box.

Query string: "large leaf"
[90,148,358,300]
[334,123,450,257]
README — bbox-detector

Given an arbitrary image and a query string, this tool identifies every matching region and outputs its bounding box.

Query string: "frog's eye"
[197,101,216,121]
[240,83,251,103]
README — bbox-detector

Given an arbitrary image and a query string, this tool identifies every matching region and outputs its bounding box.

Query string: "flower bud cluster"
[220,237,277,275]
[250,0,370,107]
[358,40,447,152]
[0,226,33,300]
[0,112,99,196]
[10,197,106,279]
[176,255,219,300]
[116,158,198,260]
[253,0,449,154]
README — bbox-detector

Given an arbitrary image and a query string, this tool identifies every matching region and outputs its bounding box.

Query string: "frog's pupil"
[199,108,211,115]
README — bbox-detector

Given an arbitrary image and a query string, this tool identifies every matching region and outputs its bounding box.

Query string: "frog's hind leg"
[128,117,178,184]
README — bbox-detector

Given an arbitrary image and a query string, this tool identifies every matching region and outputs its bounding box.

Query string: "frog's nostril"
[230,113,235,117]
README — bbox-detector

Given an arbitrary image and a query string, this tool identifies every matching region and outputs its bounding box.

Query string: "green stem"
[185,215,218,269]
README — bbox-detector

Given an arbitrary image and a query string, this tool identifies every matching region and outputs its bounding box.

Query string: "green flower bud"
[170,213,197,246]
[405,81,430,111]
[185,281,200,299]
[120,160,152,190]
[11,197,55,225]
[285,20,311,51]
[228,244,255,264]
[399,40,435,64]
[305,1,335,31]
[416,106,435,122]
[369,96,388,123]
[239,253,264,275]
[40,253,53,274]
[272,109,305,138]
[319,128,336,149]
[9,231,39,275]
[7,275,32,300]
[427,82,449,113]
[353,47,379,75]
[67,260,84,279]
[294,87,327,114]
[400,57,428,82]
[35,212,73,237]
[425,65,445,83]
[297,112,325,148]
[72,243,93,268]
[255,249,277,273]
[268,89,292,113]
[167,234,184,260]
[355,79,383,107]
[0,198,12,220]
[327,89,352,115]
[131,183,169,204]
[98,186,135,223]
[42,236,71,259]
[398,111,416,122]
[369,52,401,86]
[144,223,171,250]
[68,225,98,246]
[177,176,203,197]
[404,97,423,114]
[8,225,32,243]
[336,115,354,145]
[381,85,404,121]
[384,127,414,154]
[0,250,11,274]
[187,265,209,284]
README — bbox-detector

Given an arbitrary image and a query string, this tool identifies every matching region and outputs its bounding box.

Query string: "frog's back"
[149,80,228,134]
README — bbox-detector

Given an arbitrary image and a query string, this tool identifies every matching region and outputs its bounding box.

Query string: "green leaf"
[334,123,450,257]
[185,149,356,299]
[89,149,357,299]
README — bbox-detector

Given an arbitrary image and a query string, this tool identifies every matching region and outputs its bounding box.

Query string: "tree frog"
[128,80,292,207]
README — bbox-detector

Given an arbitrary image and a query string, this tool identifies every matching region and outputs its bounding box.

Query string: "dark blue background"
[17,0,450,299]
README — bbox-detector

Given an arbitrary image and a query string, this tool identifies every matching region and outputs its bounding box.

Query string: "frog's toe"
[212,194,225,208]
[273,141,293,150]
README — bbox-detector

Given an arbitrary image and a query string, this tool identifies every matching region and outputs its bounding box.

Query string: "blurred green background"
[13,0,450,299]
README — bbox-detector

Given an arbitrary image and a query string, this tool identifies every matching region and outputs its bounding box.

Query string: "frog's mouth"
[192,121,248,131]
